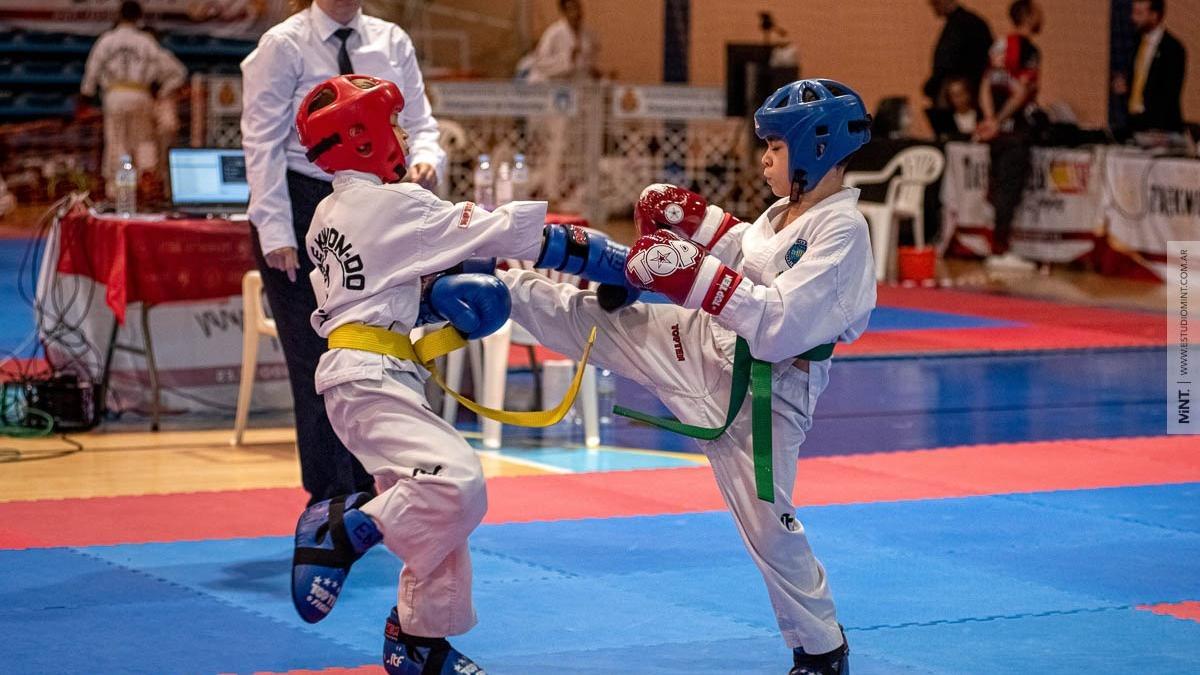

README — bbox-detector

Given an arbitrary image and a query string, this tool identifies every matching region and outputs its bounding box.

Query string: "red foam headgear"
[296,75,407,182]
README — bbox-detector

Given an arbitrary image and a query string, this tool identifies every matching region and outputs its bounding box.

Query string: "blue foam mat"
[0,238,38,358]
[9,484,1200,674]
[865,306,1019,331]
[587,349,1168,456]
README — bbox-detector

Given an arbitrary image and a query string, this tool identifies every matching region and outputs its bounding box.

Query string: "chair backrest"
[242,270,277,337]
[438,119,467,154]
[884,146,945,215]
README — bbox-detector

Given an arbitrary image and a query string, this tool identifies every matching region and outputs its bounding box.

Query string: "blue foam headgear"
[754,79,873,201]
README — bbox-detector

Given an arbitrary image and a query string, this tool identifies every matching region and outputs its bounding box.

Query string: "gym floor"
[1,217,1197,673]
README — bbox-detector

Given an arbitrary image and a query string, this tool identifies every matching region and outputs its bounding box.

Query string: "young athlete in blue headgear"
[497,79,876,673]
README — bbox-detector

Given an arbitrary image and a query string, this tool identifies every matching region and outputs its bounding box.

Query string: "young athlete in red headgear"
[289,74,636,675]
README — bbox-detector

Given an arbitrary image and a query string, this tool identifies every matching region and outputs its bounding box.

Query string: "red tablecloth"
[55,206,255,324]
[55,207,588,324]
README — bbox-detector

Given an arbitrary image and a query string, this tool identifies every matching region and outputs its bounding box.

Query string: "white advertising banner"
[0,0,289,39]
[610,85,725,120]
[427,82,578,118]
[35,225,291,416]
[940,142,994,257]
[1105,151,1200,281]
[1011,146,1104,263]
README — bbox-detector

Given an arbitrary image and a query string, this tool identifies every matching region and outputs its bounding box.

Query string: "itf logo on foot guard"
[1168,242,1196,434]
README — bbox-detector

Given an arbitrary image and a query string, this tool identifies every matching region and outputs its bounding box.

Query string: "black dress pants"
[250,170,375,506]
[988,132,1032,255]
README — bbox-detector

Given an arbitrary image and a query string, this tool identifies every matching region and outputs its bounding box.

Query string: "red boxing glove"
[634,184,742,248]
[625,230,744,316]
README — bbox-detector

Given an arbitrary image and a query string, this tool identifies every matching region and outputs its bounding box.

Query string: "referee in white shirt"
[240,0,444,506]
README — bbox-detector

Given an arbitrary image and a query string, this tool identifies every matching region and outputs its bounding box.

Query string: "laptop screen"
[169,148,250,207]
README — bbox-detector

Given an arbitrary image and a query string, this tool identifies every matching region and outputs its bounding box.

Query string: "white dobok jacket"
[305,171,546,393]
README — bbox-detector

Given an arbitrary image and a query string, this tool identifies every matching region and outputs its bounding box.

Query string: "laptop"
[168,147,250,218]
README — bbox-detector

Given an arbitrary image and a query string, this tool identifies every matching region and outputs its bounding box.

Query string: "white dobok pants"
[501,268,845,653]
[323,370,486,638]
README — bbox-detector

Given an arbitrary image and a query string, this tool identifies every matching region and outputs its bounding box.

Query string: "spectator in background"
[0,175,14,219]
[976,0,1043,272]
[1113,0,1187,134]
[873,97,914,140]
[523,0,598,83]
[81,1,186,197]
[517,0,599,207]
[240,0,444,506]
[923,1,993,108]
[946,76,980,139]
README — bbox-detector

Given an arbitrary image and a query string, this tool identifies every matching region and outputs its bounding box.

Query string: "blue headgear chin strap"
[753,79,873,201]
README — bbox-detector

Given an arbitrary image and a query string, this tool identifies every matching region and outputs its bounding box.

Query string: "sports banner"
[610,85,725,120]
[0,0,289,39]
[426,82,578,118]
[1104,150,1200,281]
[1011,146,1104,263]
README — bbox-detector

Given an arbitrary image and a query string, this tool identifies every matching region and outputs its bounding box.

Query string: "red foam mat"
[839,286,1164,357]
[3,435,1197,549]
[1137,601,1200,623]
[225,662,384,667]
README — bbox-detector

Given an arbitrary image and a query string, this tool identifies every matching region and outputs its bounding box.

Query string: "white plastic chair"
[441,260,600,449]
[844,146,945,281]
[231,271,278,445]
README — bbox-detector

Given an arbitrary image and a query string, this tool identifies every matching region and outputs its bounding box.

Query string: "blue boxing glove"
[428,273,512,340]
[416,259,497,327]
[535,224,641,311]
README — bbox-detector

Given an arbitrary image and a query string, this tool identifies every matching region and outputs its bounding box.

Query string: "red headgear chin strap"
[296,75,408,182]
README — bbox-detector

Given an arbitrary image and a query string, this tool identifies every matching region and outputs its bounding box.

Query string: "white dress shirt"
[81,24,186,97]
[241,4,444,255]
[716,188,877,363]
[527,18,596,82]
[306,170,546,392]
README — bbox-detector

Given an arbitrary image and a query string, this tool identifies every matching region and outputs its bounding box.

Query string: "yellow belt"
[328,323,597,427]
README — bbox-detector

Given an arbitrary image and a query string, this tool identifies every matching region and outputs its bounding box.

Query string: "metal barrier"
[193,77,777,226]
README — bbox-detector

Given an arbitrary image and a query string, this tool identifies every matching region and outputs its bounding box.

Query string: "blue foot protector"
[383,607,486,675]
[291,492,383,623]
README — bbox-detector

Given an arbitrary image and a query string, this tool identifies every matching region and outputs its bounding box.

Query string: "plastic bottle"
[495,160,513,206]
[511,153,530,201]
[596,368,616,426]
[115,154,137,216]
[472,153,495,210]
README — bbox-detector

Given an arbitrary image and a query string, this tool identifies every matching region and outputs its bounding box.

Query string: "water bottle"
[495,160,513,206]
[512,153,530,201]
[115,154,137,216]
[597,368,616,426]
[472,154,495,210]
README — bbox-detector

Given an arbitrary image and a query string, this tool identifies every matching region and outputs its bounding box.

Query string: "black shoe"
[790,627,848,675]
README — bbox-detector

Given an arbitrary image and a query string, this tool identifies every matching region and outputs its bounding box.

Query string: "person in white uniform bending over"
[519,0,598,205]
[525,0,597,83]
[287,74,639,675]
[497,79,877,675]
[81,1,186,196]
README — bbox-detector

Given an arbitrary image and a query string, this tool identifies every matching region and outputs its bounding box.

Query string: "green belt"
[614,338,834,503]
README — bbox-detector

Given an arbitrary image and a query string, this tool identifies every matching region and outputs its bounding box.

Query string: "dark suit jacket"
[1129,29,1188,132]
[924,6,994,102]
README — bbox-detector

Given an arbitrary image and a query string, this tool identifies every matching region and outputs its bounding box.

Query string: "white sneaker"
[984,252,1036,272]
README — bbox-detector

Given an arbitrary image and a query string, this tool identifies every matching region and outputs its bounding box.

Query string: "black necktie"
[333,27,354,75]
